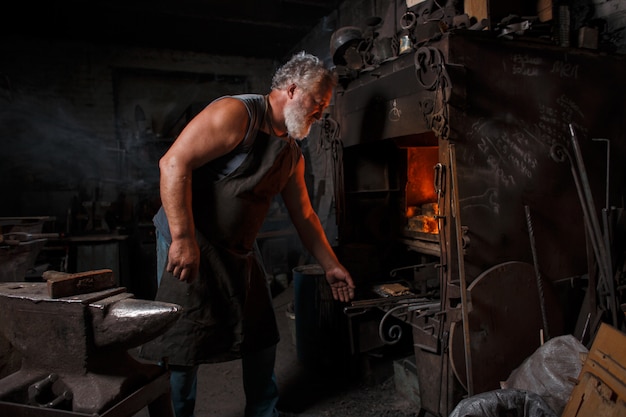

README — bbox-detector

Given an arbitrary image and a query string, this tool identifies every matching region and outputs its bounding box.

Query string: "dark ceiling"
[5,0,342,60]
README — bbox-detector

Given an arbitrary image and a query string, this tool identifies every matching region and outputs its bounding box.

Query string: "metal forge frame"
[333,31,626,416]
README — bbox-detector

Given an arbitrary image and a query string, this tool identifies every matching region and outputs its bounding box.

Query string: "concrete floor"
[132,281,419,417]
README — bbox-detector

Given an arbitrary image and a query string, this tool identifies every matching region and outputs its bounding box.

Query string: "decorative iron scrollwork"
[377,299,439,345]
[414,46,451,140]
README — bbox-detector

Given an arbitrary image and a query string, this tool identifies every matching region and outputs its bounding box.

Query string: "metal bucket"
[293,264,333,366]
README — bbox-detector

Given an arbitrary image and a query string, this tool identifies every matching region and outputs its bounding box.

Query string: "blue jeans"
[166,343,279,417]
[156,230,279,417]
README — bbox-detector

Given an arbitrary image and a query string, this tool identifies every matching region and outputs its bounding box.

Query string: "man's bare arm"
[282,157,355,301]
[159,98,249,282]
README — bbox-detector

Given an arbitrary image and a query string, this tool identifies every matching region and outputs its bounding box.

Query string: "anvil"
[0,282,181,414]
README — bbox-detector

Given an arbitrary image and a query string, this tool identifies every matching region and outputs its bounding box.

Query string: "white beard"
[284,94,312,140]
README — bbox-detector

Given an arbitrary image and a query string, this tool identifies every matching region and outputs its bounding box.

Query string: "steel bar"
[524,205,550,341]
[449,143,473,396]
[569,125,618,326]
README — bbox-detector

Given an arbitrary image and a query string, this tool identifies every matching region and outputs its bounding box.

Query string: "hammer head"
[43,269,116,299]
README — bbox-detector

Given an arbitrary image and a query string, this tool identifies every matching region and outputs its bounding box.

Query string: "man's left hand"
[325,266,355,303]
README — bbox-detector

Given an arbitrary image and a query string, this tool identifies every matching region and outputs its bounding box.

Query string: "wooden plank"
[562,323,626,417]
[464,0,488,22]
[537,0,553,22]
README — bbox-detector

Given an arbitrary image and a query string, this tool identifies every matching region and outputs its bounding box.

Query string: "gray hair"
[271,51,337,92]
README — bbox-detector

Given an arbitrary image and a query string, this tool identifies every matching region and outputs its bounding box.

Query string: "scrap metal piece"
[2,232,59,242]
[498,20,531,37]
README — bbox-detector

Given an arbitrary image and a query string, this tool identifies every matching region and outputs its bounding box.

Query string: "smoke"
[0,101,160,197]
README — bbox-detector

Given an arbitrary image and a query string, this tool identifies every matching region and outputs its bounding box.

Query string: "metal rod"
[594,137,619,326]
[569,125,617,324]
[564,157,607,290]
[449,143,473,396]
[524,205,550,341]
[592,138,610,211]
[569,125,611,281]
[602,209,619,326]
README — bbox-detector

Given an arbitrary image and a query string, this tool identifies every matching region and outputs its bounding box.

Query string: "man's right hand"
[166,238,200,283]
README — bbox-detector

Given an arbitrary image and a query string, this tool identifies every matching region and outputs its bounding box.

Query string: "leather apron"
[141,95,301,366]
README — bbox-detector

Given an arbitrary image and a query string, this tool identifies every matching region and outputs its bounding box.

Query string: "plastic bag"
[501,334,587,415]
[449,389,558,417]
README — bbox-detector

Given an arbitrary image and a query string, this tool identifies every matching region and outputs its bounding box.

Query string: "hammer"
[43,269,116,299]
